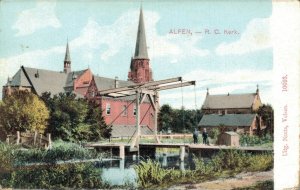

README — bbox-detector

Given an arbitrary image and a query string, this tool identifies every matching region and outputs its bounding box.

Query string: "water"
[95,153,193,186]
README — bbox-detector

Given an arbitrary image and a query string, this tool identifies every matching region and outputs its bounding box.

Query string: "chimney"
[115,76,119,88]
[256,84,259,95]
[35,70,39,78]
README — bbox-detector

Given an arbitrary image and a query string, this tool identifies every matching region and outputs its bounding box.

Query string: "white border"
[272,1,300,189]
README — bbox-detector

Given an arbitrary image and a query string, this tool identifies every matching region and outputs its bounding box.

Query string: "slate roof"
[198,114,257,127]
[202,93,257,109]
[8,69,31,87]
[94,76,134,91]
[111,125,153,138]
[134,8,148,59]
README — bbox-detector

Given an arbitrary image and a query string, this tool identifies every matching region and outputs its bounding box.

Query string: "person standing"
[193,128,199,144]
[202,128,208,145]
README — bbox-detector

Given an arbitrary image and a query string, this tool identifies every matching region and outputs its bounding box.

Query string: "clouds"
[215,18,271,55]
[71,10,209,62]
[13,1,61,36]
[159,68,273,109]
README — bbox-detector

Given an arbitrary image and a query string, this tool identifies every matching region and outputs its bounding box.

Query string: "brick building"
[199,88,264,136]
[2,8,154,138]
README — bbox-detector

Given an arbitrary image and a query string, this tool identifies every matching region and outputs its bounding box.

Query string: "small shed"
[217,131,240,146]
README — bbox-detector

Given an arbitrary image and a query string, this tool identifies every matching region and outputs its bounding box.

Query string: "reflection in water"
[96,153,192,186]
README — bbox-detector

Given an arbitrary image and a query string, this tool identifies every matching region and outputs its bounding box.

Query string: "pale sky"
[0,0,273,108]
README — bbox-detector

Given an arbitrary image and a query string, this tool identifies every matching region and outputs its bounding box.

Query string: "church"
[199,87,265,135]
[2,8,155,138]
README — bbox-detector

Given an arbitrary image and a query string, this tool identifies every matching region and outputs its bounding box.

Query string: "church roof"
[5,66,136,98]
[94,76,134,91]
[8,69,31,87]
[202,93,258,109]
[199,114,257,127]
[134,7,148,59]
[22,66,69,95]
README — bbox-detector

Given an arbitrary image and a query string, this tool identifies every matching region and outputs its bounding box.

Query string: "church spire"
[64,40,71,73]
[128,6,152,83]
[134,7,148,59]
[64,40,71,62]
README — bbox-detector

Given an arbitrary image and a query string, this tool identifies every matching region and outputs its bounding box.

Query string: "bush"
[135,150,273,188]
[240,134,273,146]
[209,128,220,139]
[15,141,99,165]
[0,141,107,189]
[13,163,103,189]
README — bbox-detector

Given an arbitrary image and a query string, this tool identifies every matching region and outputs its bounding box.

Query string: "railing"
[6,131,52,149]
[141,133,193,139]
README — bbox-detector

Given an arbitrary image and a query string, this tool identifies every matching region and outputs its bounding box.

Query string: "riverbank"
[168,170,273,190]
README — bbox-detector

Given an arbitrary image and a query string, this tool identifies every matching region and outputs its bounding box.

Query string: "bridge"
[84,142,273,161]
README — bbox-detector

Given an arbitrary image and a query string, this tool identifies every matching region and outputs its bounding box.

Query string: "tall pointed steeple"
[134,7,148,59]
[64,40,71,73]
[128,6,153,83]
[65,41,71,62]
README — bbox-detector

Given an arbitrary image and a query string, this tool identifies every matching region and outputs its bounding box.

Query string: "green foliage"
[209,128,220,139]
[0,91,49,133]
[240,134,273,146]
[12,163,103,189]
[41,92,110,142]
[14,141,99,165]
[134,160,186,188]
[135,150,273,188]
[158,104,202,133]
[256,104,274,136]
[0,141,107,189]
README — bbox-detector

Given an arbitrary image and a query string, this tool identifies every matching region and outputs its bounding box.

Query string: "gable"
[7,68,31,87]
[22,67,68,96]
[202,93,257,109]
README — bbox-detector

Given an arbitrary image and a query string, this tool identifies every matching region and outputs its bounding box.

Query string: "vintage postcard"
[0,0,299,189]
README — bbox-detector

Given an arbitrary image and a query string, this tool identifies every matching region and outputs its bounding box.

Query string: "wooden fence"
[6,131,52,149]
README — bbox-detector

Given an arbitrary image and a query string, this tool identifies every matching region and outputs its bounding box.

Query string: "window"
[106,103,111,115]
[133,106,136,116]
[122,105,127,116]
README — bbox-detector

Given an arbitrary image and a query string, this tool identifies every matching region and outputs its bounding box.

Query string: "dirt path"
[169,170,273,190]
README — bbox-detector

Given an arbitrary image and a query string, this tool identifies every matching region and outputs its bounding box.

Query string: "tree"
[85,100,111,140]
[256,104,274,137]
[41,92,110,142]
[0,91,49,134]
[158,104,202,133]
[158,104,174,132]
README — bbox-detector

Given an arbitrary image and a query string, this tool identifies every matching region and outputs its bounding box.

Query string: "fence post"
[34,131,37,145]
[47,133,52,149]
[16,131,20,145]
[119,145,125,159]
[6,136,9,144]
[180,146,185,162]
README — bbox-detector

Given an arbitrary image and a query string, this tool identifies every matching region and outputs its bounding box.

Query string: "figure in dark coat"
[202,128,208,145]
[193,129,199,144]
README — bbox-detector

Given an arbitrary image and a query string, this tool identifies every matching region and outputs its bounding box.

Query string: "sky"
[0,0,273,109]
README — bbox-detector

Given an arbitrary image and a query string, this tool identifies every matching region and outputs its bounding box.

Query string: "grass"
[135,149,273,189]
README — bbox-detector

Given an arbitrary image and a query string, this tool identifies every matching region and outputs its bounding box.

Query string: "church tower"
[128,7,153,83]
[64,41,71,73]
